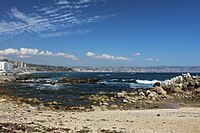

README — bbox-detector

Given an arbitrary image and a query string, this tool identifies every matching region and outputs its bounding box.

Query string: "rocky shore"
[89,73,200,110]
[0,73,100,84]
[0,73,200,111]
[0,73,200,132]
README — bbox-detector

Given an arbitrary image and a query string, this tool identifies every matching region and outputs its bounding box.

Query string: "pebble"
[139,92,145,96]
[0,99,6,102]
[122,99,128,103]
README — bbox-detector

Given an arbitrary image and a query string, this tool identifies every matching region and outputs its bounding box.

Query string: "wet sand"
[0,100,200,133]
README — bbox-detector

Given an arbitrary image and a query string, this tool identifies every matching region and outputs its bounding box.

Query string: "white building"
[0,61,13,73]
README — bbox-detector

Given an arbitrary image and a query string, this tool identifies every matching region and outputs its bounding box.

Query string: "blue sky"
[0,0,200,66]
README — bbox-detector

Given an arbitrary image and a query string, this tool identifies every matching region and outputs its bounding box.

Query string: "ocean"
[1,72,199,107]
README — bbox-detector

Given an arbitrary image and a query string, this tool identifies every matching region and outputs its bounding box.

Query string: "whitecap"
[109,79,118,82]
[136,79,162,85]
[122,79,134,82]
[99,81,109,84]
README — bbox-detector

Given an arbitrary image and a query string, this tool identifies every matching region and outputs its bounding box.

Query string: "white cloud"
[144,58,160,61]
[77,0,92,4]
[19,48,39,55]
[145,58,153,61]
[86,51,95,57]
[55,52,65,56]
[86,51,131,61]
[0,48,78,61]
[0,48,19,55]
[64,54,79,61]
[54,52,79,61]
[133,52,140,56]
[39,51,53,56]
[18,55,32,58]
[57,0,70,5]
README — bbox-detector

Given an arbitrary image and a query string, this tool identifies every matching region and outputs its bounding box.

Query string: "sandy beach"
[0,100,200,133]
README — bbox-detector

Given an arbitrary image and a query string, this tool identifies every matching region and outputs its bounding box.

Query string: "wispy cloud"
[86,51,131,61]
[0,48,79,61]
[0,8,53,40]
[41,29,92,38]
[0,0,116,39]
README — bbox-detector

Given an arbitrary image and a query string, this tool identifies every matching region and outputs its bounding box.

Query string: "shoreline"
[0,72,200,132]
[0,100,200,133]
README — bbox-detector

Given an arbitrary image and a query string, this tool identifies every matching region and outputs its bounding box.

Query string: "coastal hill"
[26,63,200,73]
[26,63,74,72]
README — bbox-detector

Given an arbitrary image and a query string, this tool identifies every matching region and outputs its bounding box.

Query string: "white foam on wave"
[136,79,162,85]
[99,81,108,84]
[122,79,135,82]
[36,83,61,90]
[110,79,118,82]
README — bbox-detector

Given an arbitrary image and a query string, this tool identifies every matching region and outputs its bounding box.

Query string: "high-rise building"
[0,61,13,73]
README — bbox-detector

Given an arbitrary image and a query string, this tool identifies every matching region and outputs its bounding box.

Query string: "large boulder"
[161,75,184,92]
[153,82,161,87]
[150,86,167,95]
[173,86,184,93]
[182,73,192,81]
[161,74,195,92]
[194,87,200,94]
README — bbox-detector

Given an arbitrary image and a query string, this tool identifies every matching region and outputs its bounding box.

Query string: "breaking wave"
[136,79,162,85]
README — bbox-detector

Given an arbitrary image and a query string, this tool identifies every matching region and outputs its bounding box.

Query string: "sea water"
[1,72,199,107]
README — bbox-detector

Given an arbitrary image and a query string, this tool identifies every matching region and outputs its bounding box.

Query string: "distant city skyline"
[0,0,200,66]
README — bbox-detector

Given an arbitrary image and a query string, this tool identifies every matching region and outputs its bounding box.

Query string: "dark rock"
[153,82,161,87]
[58,77,100,84]
[16,74,50,80]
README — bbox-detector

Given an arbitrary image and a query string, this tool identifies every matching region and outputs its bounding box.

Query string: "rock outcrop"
[161,73,200,96]
[58,77,100,84]
[0,75,16,83]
